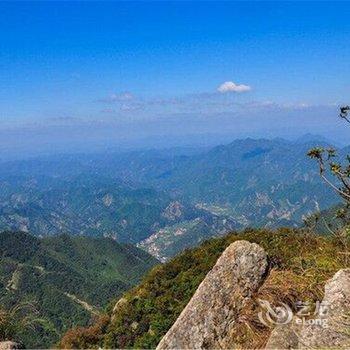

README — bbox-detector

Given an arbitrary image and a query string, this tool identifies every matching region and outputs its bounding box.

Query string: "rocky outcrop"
[111,297,128,321]
[265,322,300,349]
[156,240,269,349]
[102,193,113,207]
[0,342,23,350]
[156,236,350,350]
[161,201,184,221]
[266,268,350,349]
[298,268,350,349]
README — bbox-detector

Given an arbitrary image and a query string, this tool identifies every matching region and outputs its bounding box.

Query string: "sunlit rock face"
[156,240,269,349]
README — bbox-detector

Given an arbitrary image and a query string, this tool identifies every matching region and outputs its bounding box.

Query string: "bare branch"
[340,105,350,123]
[320,173,350,200]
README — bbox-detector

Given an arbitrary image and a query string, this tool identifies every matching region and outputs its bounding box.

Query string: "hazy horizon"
[1,2,349,158]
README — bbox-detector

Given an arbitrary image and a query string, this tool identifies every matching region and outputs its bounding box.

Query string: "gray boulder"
[0,342,23,350]
[157,240,269,349]
[265,322,300,349]
[298,268,350,349]
[265,268,350,349]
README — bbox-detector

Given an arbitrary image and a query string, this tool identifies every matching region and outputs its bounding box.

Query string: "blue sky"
[0,1,349,156]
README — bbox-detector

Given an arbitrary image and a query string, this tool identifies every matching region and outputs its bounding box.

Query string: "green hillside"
[59,228,350,349]
[0,231,158,348]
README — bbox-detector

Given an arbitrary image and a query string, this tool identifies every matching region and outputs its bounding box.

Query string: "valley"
[0,138,340,260]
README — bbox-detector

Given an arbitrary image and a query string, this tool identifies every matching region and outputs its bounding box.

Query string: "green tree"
[308,106,350,204]
[308,106,350,203]
[307,106,350,233]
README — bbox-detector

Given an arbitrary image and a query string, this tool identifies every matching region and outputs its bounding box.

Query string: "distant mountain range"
[0,137,341,260]
[0,231,158,348]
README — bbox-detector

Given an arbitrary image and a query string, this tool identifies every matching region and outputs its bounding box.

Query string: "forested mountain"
[0,174,238,257]
[0,137,340,260]
[0,231,158,348]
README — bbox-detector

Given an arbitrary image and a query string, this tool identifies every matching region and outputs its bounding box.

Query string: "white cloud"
[99,92,134,103]
[101,108,116,114]
[217,81,251,93]
[109,92,134,101]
